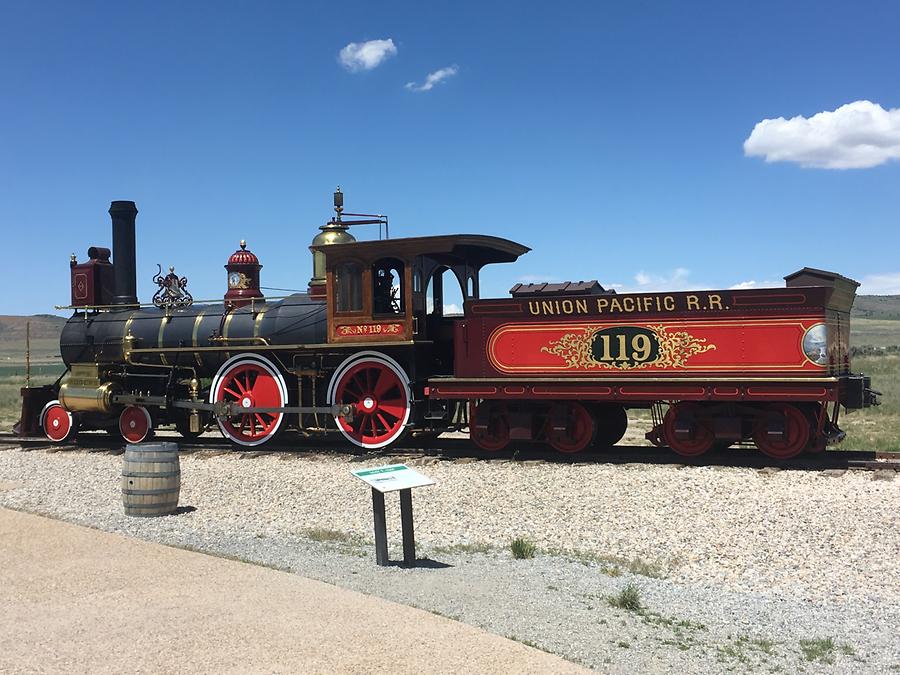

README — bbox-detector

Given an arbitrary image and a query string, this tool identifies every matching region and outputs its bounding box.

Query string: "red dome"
[227,240,260,266]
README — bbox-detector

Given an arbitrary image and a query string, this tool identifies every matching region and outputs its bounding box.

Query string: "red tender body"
[428,268,873,458]
[438,284,850,401]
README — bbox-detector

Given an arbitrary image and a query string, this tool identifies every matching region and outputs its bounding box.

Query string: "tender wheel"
[593,404,628,448]
[470,401,510,452]
[119,406,153,443]
[327,352,412,449]
[40,400,77,443]
[211,354,288,447]
[664,402,714,457]
[547,402,595,454]
[753,403,810,460]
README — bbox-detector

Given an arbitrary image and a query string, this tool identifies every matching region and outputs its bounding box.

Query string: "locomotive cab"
[306,233,528,447]
[312,234,530,363]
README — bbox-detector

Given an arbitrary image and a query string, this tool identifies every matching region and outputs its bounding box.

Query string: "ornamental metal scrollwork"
[541,324,716,370]
[152,264,193,308]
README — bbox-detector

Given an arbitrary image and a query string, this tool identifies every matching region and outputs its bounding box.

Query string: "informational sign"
[351,464,435,493]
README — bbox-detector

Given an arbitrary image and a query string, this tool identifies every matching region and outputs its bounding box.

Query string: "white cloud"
[443,303,463,315]
[338,39,397,72]
[859,272,900,295]
[634,267,693,291]
[608,268,705,293]
[729,279,782,290]
[743,100,900,169]
[405,65,458,92]
[425,297,465,314]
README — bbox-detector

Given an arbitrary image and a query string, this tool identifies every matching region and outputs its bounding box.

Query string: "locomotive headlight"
[802,323,828,365]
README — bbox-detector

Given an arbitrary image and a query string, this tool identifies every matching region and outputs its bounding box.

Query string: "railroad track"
[1,431,897,473]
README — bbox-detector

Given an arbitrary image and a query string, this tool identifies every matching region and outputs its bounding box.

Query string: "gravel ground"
[1,444,898,674]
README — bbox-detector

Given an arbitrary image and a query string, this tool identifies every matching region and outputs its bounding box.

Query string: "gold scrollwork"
[540,324,716,370]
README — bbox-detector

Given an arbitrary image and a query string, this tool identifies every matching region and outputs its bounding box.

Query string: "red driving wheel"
[664,402,714,457]
[41,401,77,443]
[470,401,510,452]
[212,355,287,447]
[330,354,411,449]
[547,402,595,454]
[119,406,153,443]
[753,403,810,460]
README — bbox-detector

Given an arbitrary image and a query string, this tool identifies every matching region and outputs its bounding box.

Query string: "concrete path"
[0,508,590,674]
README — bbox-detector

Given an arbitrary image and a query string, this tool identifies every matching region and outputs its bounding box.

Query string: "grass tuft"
[799,637,836,664]
[607,584,642,611]
[301,527,355,543]
[510,537,537,559]
[716,634,783,665]
[551,547,668,578]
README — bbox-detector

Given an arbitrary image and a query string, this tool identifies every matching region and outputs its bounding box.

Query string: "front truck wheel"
[119,405,153,443]
[40,400,78,443]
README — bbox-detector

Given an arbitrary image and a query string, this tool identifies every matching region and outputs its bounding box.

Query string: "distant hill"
[851,295,900,321]
[0,315,67,365]
[0,314,68,340]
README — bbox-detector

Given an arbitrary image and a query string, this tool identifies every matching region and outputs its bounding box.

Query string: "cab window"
[426,266,464,316]
[372,258,404,315]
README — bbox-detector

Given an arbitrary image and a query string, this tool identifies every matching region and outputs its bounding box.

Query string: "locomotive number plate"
[337,322,403,337]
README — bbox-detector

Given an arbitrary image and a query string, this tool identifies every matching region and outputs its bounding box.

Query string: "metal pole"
[371,488,389,566]
[25,321,31,388]
[399,488,416,566]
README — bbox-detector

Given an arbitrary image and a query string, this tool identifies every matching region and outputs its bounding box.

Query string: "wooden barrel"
[121,442,181,517]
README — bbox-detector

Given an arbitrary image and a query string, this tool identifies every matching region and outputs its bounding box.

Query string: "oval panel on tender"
[590,326,660,367]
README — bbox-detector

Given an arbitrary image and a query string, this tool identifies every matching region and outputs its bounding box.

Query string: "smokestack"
[109,200,138,306]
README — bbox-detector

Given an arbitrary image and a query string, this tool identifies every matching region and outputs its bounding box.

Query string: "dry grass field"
[839,355,899,451]
[0,315,71,428]
[0,314,897,450]
[842,318,900,451]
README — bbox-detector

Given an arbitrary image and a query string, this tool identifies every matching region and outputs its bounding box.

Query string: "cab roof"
[309,234,530,267]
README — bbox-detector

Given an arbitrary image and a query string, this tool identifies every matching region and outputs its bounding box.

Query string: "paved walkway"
[0,508,589,674]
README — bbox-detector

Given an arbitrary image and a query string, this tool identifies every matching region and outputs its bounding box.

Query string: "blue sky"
[2,0,899,316]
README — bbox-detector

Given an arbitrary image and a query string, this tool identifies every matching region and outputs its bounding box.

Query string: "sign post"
[351,464,435,567]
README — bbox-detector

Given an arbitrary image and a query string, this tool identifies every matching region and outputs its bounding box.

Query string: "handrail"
[54,295,300,312]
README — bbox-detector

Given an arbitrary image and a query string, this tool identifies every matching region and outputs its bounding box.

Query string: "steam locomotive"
[21,190,878,459]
